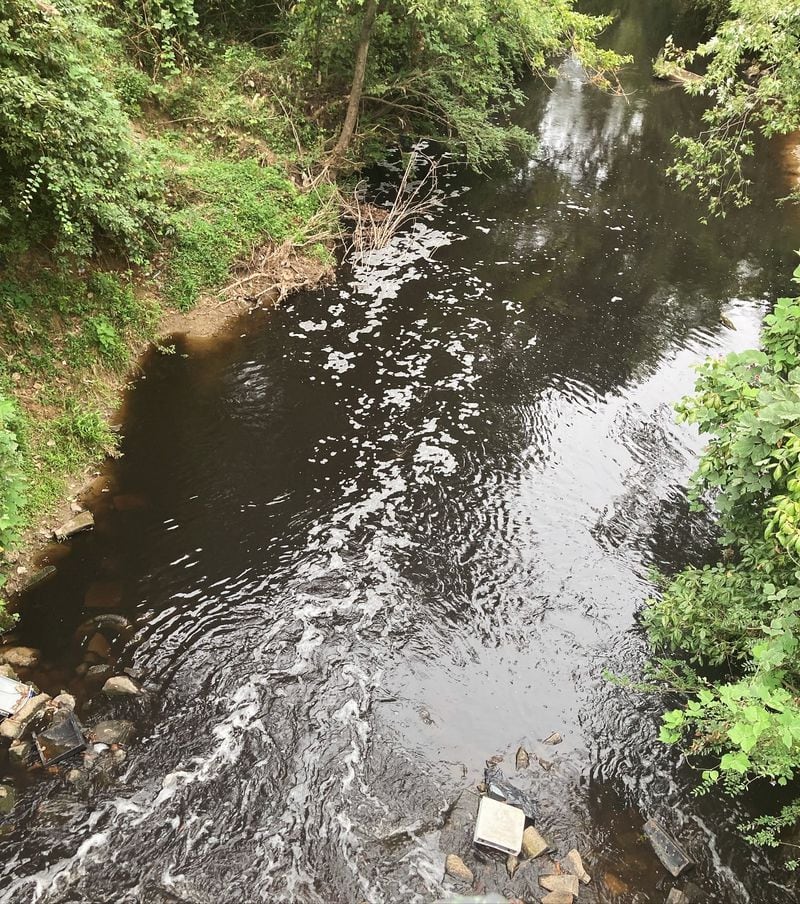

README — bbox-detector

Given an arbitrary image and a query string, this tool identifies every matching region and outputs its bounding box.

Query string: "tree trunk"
[332,0,380,160]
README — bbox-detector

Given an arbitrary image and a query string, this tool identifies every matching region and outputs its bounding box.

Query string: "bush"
[0,0,164,258]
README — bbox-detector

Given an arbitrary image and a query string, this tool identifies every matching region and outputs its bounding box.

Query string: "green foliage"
[116,0,200,76]
[646,262,800,857]
[0,0,164,257]
[282,0,629,169]
[663,0,800,216]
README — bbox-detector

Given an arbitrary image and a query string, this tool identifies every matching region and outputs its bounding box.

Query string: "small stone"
[53,511,94,541]
[66,768,82,784]
[666,891,690,904]
[562,848,591,884]
[541,893,573,904]
[486,754,504,767]
[8,739,32,766]
[86,664,113,681]
[0,693,50,740]
[112,747,127,764]
[540,874,579,897]
[0,646,41,669]
[542,731,562,745]
[92,719,135,745]
[515,745,529,769]
[444,854,473,884]
[0,784,16,815]
[521,825,549,859]
[506,854,519,877]
[102,675,142,697]
[70,502,82,514]
[52,693,76,711]
[476,781,488,793]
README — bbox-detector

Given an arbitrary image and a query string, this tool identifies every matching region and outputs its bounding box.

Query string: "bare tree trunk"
[332,0,379,160]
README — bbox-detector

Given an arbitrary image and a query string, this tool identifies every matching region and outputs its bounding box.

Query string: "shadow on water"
[3,0,800,901]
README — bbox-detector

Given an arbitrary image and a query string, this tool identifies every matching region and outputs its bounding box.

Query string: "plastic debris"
[34,712,87,766]
[473,795,525,856]
[484,767,537,821]
[643,818,693,877]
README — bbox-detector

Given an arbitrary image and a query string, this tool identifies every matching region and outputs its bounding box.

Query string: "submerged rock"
[53,511,94,541]
[8,738,32,766]
[102,676,142,697]
[0,647,41,669]
[0,784,15,815]
[52,693,76,712]
[445,853,474,884]
[92,719,135,746]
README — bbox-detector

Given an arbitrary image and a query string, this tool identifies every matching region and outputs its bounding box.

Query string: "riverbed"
[2,1,800,901]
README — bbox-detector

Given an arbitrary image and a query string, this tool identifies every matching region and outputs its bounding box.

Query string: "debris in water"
[542,731,562,745]
[0,675,33,718]
[445,853,474,884]
[484,768,537,821]
[53,510,94,541]
[643,818,693,877]
[520,825,549,859]
[562,848,591,884]
[34,712,86,766]
[473,795,525,856]
[515,745,529,769]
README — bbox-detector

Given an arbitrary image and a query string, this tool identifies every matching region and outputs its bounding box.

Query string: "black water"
[3,2,800,901]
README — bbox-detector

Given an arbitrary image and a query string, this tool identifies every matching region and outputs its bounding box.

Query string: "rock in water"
[562,848,591,884]
[515,745,530,769]
[0,693,50,740]
[0,646,41,669]
[444,854,474,884]
[8,739,32,765]
[666,890,690,904]
[53,511,94,541]
[52,693,76,712]
[541,893,574,904]
[102,676,142,697]
[506,854,519,877]
[92,719,135,746]
[521,825,549,859]
[540,874,580,896]
[542,731,562,745]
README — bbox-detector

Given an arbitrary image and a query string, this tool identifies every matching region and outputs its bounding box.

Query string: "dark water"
[3,2,800,901]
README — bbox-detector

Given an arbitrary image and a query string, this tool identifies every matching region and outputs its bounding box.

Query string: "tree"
[663,0,800,216]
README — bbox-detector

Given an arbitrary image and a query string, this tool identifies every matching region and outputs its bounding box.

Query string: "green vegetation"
[645,268,800,861]
[662,0,800,216]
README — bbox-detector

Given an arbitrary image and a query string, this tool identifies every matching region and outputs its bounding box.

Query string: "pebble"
[515,745,529,769]
[102,676,142,697]
[542,731,563,745]
[521,825,549,859]
[444,853,474,884]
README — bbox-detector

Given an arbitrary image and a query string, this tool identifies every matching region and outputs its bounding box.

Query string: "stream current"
[3,1,800,901]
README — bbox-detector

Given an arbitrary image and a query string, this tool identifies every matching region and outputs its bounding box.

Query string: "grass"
[0,46,338,605]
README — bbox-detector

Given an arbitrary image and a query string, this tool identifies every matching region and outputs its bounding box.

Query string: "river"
[2,1,800,901]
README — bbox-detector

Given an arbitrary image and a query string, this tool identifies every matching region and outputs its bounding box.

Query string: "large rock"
[562,848,591,884]
[102,675,142,697]
[0,693,50,740]
[92,719,135,746]
[444,854,473,884]
[53,511,94,541]
[0,646,41,669]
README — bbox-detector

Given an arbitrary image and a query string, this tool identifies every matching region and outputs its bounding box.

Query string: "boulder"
[0,646,41,669]
[53,511,94,541]
[521,825,549,859]
[102,675,142,697]
[0,693,50,740]
[92,719,135,746]
[445,854,474,884]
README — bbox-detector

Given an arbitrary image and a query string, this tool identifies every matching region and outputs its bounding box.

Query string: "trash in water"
[643,817,693,877]
[34,713,86,766]
[0,675,33,718]
[484,767,537,821]
[473,795,526,855]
